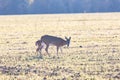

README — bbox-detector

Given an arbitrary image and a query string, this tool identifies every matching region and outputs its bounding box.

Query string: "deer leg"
[39,45,44,58]
[36,47,40,56]
[36,45,43,58]
[57,46,59,56]
[36,47,39,53]
[60,47,63,53]
[45,45,50,57]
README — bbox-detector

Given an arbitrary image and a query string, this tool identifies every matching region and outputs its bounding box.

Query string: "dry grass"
[0,13,120,80]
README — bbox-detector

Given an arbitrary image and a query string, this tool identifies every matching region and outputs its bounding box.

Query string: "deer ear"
[65,36,68,39]
[69,37,71,40]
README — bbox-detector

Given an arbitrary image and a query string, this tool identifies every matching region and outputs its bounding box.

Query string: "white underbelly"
[49,43,56,46]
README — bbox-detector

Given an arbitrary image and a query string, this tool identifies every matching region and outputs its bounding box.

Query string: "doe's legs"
[45,45,50,57]
[37,45,43,58]
[60,47,63,53]
[56,46,60,56]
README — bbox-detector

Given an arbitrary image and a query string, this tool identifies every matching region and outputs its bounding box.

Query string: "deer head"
[65,37,71,47]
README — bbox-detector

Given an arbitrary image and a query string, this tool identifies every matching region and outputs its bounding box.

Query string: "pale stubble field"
[0,13,120,80]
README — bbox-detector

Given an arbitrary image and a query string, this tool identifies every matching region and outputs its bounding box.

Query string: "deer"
[35,35,71,57]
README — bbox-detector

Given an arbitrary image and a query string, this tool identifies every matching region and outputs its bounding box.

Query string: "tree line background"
[0,0,120,15]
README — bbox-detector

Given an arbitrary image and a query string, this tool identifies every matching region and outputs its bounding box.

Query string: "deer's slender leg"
[60,47,63,53]
[45,45,50,57]
[39,45,44,57]
[36,47,40,56]
[37,45,43,58]
[36,47,39,53]
[57,46,59,56]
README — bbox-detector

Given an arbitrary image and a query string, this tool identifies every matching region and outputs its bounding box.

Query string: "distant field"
[0,13,120,80]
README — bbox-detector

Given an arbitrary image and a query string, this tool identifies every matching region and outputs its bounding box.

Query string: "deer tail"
[35,40,42,46]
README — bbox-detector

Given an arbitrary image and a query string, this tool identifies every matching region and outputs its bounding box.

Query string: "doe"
[35,35,71,57]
